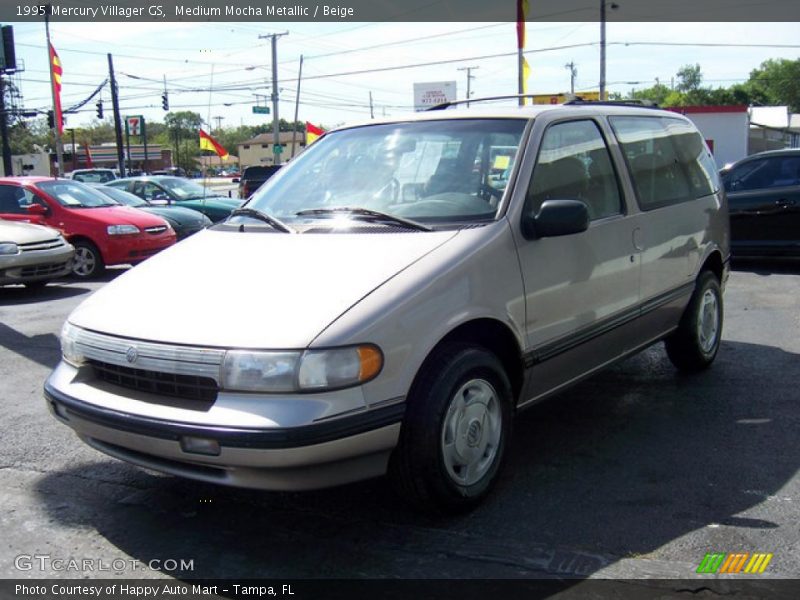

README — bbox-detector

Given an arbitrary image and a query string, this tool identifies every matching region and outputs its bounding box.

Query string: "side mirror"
[522,199,589,239]
[26,203,49,216]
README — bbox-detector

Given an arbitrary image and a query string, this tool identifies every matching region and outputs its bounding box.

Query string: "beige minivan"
[46,101,729,512]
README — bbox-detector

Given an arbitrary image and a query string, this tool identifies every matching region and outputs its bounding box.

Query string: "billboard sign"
[413,81,457,111]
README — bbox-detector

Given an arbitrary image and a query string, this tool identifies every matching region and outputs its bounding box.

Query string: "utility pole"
[600,1,619,101]
[0,75,11,176]
[290,54,303,159]
[458,66,478,107]
[369,91,374,119]
[45,8,64,176]
[258,32,288,166]
[107,53,125,177]
[565,61,577,95]
[65,128,76,171]
[213,115,224,132]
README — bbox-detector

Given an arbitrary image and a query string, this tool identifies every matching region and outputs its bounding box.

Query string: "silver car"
[45,102,729,513]
[0,220,74,288]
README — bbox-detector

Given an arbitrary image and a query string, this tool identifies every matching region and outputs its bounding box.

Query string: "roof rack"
[426,94,561,111]
[562,98,661,108]
[426,94,660,111]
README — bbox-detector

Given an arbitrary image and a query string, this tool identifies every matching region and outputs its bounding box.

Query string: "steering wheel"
[480,182,504,202]
[375,177,401,203]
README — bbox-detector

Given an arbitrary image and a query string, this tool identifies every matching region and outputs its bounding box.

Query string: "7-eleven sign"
[125,115,143,136]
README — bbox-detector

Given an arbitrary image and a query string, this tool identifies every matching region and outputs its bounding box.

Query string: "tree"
[164,111,204,137]
[745,58,800,112]
[676,64,703,93]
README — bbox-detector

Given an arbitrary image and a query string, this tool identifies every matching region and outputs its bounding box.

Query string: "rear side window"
[726,156,800,191]
[610,116,718,210]
[526,119,622,220]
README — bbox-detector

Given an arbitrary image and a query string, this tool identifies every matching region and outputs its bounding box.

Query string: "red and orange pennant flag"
[516,0,529,49]
[199,129,229,160]
[305,122,324,145]
[49,43,63,135]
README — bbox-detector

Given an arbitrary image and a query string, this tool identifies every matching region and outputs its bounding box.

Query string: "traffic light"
[96,100,103,119]
[46,110,54,128]
[161,92,169,111]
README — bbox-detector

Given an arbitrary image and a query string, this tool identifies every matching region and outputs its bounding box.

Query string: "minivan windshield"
[247,119,527,225]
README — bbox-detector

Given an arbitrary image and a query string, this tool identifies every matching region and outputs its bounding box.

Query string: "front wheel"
[71,241,105,279]
[665,271,723,372]
[389,344,513,514]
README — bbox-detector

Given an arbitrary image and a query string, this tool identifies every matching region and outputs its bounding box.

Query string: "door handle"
[632,227,643,251]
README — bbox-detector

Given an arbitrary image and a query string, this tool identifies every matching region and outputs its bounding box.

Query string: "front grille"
[89,359,218,403]
[19,261,69,277]
[144,226,168,235]
[19,238,65,252]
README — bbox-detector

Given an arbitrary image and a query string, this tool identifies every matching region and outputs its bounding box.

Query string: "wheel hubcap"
[73,247,95,277]
[697,289,719,354]
[440,378,502,486]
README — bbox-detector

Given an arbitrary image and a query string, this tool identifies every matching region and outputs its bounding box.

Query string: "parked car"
[46,102,729,513]
[238,165,282,199]
[67,168,117,184]
[721,148,800,257]
[151,167,187,177]
[0,219,74,288]
[90,185,212,241]
[0,177,176,278]
[107,176,241,222]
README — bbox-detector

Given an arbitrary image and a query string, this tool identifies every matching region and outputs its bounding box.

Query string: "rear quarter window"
[610,116,719,211]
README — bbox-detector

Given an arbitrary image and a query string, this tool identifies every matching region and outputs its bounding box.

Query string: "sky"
[5,20,800,133]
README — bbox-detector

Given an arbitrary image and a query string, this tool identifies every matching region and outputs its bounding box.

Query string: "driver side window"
[526,120,622,220]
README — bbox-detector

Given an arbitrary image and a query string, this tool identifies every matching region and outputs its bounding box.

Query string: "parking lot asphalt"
[0,261,798,582]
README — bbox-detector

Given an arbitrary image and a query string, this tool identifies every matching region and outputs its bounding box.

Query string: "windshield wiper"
[230,207,295,233]
[295,207,432,232]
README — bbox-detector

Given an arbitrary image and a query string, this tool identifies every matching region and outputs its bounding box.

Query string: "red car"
[0,177,176,278]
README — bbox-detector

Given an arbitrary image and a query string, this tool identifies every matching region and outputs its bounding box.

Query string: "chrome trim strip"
[75,328,224,382]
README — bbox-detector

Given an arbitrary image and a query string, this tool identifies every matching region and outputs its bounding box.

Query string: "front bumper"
[0,244,74,285]
[44,377,404,491]
[103,232,175,266]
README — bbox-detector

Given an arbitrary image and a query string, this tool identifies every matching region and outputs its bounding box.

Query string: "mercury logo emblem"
[125,346,138,364]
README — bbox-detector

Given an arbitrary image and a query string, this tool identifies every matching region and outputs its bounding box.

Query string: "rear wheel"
[665,271,723,372]
[389,343,513,514]
[72,241,105,279]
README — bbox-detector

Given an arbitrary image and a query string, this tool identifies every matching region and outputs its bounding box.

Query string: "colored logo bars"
[696,552,773,574]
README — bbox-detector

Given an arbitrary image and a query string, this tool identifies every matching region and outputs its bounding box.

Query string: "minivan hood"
[68,228,459,348]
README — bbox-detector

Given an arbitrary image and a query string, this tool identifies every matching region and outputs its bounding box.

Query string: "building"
[237,132,306,167]
[667,105,750,168]
[748,106,800,154]
[50,144,173,175]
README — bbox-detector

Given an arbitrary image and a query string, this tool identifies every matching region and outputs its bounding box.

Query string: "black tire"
[389,343,513,514]
[665,271,723,372]
[71,240,105,279]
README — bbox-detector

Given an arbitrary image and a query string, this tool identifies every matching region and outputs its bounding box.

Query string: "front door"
[726,154,800,255]
[514,119,641,403]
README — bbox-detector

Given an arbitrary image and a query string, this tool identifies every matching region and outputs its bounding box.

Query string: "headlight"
[222,345,383,392]
[107,224,140,235]
[60,322,85,367]
[222,350,300,393]
[0,242,19,255]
